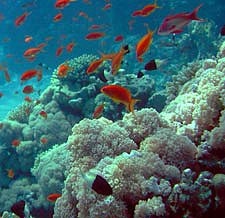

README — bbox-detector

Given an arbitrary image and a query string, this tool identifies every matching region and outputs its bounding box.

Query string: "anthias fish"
[158,4,203,35]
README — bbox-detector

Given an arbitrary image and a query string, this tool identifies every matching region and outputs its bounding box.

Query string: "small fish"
[22,85,34,94]
[81,171,112,196]
[157,4,203,35]
[85,32,105,40]
[47,193,62,202]
[40,137,48,144]
[15,12,31,26]
[24,96,32,102]
[56,46,64,57]
[11,139,21,147]
[7,168,15,178]
[114,35,123,42]
[110,45,129,75]
[24,43,46,61]
[39,110,47,119]
[57,63,73,77]
[144,58,167,71]
[101,84,138,113]
[66,42,75,52]
[220,25,225,36]
[11,200,26,218]
[86,58,104,74]
[141,0,160,16]
[3,68,11,82]
[53,13,63,22]
[102,3,112,11]
[137,70,144,78]
[92,103,104,119]
[55,0,76,8]
[20,69,42,81]
[24,35,33,43]
[136,26,154,62]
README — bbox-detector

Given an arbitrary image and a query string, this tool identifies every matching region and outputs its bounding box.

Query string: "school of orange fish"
[0,0,204,202]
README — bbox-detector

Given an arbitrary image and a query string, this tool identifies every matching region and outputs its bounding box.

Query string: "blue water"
[0,0,225,216]
[0,0,224,119]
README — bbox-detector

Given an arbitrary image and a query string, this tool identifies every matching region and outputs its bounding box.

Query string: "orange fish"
[15,12,31,26]
[24,96,32,102]
[110,45,129,75]
[136,27,154,62]
[102,3,112,11]
[20,69,42,81]
[47,193,62,202]
[132,10,143,17]
[39,110,47,119]
[56,46,64,56]
[24,43,46,61]
[24,35,33,43]
[101,84,138,113]
[22,85,34,94]
[11,139,20,147]
[7,169,15,179]
[40,137,48,144]
[57,63,73,77]
[86,58,104,74]
[141,0,160,16]
[85,32,105,40]
[66,42,75,52]
[53,13,63,22]
[92,103,104,119]
[55,0,76,8]
[114,35,123,42]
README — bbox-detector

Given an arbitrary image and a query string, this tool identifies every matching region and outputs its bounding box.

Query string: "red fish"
[101,84,138,113]
[56,46,64,56]
[3,68,11,82]
[158,4,203,35]
[47,193,62,202]
[136,27,154,62]
[24,43,46,61]
[24,96,32,102]
[22,85,34,94]
[20,69,42,81]
[15,12,31,26]
[57,63,73,77]
[7,169,15,179]
[86,58,104,74]
[141,0,160,16]
[55,0,76,8]
[11,139,20,147]
[24,35,33,43]
[132,10,143,17]
[114,35,123,42]
[66,42,75,52]
[110,45,129,75]
[53,13,63,22]
[39,110,47,119]
[102,3,112,11]
[85,32,105,40]
[92,103,104,119]
[40,137,48,144]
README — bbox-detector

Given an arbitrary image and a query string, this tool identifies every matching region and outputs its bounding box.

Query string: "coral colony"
[0,1,225,218]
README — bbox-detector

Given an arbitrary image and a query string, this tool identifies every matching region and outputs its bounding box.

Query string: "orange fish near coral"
[39,110,48,119]
[101,84,138,113]
[47,193,62,202]
[57,63,73,77]
[11,139,20,147]
[86,58,104,74]
[20,69,42,81]
[136,27,154,62]
[92,103,104,119]
[7,169,15,179]
[110,45,129,75]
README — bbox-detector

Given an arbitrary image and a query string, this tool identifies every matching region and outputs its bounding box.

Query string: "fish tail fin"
[190,4,204,21]
[127,98,140,113]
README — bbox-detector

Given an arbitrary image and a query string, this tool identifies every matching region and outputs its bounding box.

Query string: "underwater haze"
[0,0,225,217]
